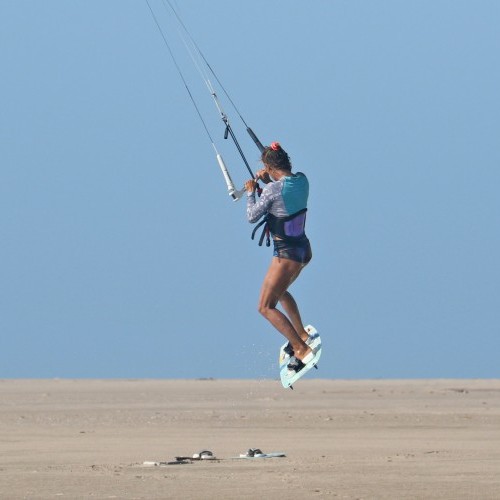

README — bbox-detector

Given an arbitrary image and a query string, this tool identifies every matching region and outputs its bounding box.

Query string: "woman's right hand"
[245,179,257,193]
[256,168,271,184]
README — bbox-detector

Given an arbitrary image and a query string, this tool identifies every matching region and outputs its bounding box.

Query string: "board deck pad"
[279,325,322,389]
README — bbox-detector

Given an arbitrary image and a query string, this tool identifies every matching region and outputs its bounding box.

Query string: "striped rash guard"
[247,172,309,242]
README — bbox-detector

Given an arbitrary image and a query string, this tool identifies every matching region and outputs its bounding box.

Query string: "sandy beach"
[1,379,499,499]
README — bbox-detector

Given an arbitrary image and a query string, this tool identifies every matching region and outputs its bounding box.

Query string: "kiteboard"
[279,325,322,389]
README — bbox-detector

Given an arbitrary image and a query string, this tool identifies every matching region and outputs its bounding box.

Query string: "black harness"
[251,208,307,247]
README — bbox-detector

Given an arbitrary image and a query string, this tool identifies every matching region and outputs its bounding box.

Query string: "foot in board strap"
[287,350,315,373]
[284,342,294,358]
[280,348,322,388]
[287,356,305,372]
[279,326,322,388]
[280,324,320,363]
[283,343,312,371]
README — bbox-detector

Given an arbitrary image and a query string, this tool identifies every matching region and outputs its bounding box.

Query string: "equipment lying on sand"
[142,448,286,465]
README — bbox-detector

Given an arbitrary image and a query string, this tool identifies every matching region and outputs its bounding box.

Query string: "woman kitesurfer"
[245,142,314,371]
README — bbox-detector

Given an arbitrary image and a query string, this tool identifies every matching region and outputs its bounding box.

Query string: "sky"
[1,0,499,380]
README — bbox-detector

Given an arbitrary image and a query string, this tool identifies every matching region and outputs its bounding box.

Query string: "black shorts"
[273,237,312,264]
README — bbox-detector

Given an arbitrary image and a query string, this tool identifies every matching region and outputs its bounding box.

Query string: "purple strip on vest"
[284,212,306,237]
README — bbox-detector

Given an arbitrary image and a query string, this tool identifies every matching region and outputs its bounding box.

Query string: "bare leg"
[258,257,311,360]
[279,291,309,342]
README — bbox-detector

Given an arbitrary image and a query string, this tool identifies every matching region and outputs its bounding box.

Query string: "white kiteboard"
[279,325,322,389]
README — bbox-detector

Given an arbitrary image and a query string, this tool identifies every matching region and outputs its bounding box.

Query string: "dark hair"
[261,142,292,171]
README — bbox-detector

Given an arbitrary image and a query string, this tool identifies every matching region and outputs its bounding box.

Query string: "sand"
[1,378,499,499]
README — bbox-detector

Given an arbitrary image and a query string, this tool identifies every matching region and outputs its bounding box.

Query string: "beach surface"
[1,378,499,499]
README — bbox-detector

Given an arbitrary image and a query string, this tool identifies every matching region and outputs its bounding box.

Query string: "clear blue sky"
[1,1,499,379]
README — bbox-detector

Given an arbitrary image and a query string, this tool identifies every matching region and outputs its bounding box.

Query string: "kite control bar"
[219,121,265,201]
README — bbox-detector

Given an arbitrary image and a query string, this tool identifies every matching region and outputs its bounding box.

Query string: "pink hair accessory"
[270,142,280,151]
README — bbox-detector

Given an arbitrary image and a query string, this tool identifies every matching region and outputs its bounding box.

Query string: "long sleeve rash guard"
[246,172,309,224]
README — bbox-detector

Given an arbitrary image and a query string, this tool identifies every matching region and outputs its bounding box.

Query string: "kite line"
[144,0,264,201]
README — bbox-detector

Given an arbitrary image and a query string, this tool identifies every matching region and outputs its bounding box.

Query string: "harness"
[251,208,307,247]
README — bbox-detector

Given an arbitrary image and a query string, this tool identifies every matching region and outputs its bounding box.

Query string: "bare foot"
[294,344,313,361]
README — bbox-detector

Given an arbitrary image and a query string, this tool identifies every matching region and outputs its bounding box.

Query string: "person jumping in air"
[245,142,315,372]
